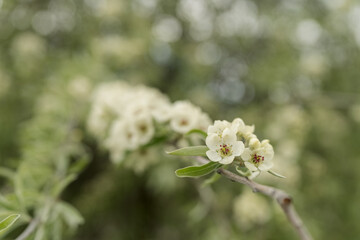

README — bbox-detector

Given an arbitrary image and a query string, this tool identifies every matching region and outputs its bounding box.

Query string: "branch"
[216,167,313,240]
[15,217,40,240]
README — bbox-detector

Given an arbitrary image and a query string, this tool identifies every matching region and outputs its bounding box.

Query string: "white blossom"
[206,128,244,164]
[231,118,255,137]
[241,135,274,172]
[233,189,270,230]
[151,102,173,123]
[67,75,92,100]
[131,113,155,145]
[207,120,232,136]
[88,81,213,168]
[170,101,204,134]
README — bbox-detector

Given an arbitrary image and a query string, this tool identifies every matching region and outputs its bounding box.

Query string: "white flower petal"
[244,161,258,171]
[241,148,252,161]
[259,162,273,171]
[206,134,221,149]
[249,137,261,148]
[206,150,221,162]
[222,128,237,143]
[208,125,217,134]
[220,155,235,164]
[232,141,245,156]
[231,118,244,132]
[208,120,231,135]
[244,125,255,134]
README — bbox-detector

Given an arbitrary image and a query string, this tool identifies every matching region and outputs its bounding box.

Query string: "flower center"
[218,144,232,157]
[139,124,148,133]
[180,119,188,126]
[252,153,264,167]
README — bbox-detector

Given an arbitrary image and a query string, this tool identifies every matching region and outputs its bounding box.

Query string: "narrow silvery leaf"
[186,129,207,138]
[268,170,286,178]
[167,146,209,157]
[175,162,222,178]
[52,174,77,198]
[0,214,20,233]
[56,201,84,229]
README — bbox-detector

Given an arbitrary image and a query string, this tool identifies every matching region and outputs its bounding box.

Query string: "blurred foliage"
[1,0,360,239]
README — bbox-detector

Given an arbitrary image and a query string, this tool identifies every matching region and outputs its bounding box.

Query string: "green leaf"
[56,201,84,230]
[175,162,222,178]
[68,157,90,174]
[52,174,77,198]
[236,166,251,177]
[0,194,18,211]
[268,170,286,178]
[0,214,20,233]
[167,146,209,157]
[186,129,207,138]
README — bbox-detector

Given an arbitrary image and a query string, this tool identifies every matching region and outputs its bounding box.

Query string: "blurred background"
[1,0,360,239]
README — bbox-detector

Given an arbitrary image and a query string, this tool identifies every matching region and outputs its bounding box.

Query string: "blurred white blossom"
[233,190,271,230]
[170,100,211,133]
[67,76,92,100]
[88,82,211,165]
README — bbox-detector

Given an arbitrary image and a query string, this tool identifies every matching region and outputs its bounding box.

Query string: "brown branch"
[216,168,313,240]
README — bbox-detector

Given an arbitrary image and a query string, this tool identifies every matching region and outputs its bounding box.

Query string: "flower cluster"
[206,118,274,177]
[87,81,211,164]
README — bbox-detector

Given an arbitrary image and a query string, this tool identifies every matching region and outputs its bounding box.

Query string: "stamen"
[252,154,264,166]
[218,144,232,157]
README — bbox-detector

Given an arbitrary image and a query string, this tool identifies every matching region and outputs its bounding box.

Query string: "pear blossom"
[207,120,232,136]
[231,118,255,137]
[233,189,270,230]
[151,102,173,123]
[88,81,212,167]
[241,136,274,172]
[132,113,155,145]
[170,101,204,134]
[106,119,139,151]
[206,128,244,164]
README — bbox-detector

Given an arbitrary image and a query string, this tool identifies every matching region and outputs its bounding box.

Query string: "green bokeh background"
[1,0,360,239]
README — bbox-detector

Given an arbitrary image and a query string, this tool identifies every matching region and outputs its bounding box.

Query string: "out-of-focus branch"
[196,157,313,240]
[15,217,40,240]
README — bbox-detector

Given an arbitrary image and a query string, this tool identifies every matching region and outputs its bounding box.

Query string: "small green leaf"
[0,214,20,233]
[0,194,18,211]
[236,166,251,177]
[186,129,207,138]
[167,146,209,157]
[175,162,222,178]
[68,157,90,174]
[52,174,77,198]
[268,170,286,178]
[56,201,84,230]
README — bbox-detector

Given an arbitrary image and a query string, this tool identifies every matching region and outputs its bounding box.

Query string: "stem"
[216,167,313,240]
[15,217,40,240]
[15,197,55,240]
